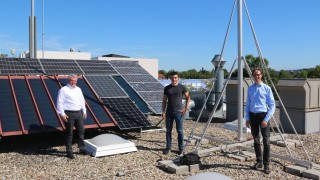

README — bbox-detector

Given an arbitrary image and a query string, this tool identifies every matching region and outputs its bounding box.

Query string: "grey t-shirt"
[164,83,187,111]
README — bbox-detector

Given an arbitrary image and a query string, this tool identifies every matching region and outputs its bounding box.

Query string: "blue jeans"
[166,110,184,150]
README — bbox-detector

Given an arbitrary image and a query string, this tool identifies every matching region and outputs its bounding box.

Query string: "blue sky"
[0,0,319,72]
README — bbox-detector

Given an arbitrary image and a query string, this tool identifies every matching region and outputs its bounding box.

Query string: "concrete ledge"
[189,163,202,172]
[158,159,202,174]
[285,164,320,179]
[286,139,303,147]
[276,140,296,148]
[302,169,320,180]
[284,165,307,176]
[167,163,189,174]
[225,151,255,162]
[158,160,175,170]
[270,138,302,148]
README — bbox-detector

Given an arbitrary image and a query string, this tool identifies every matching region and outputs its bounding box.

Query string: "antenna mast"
[237,0,244,141]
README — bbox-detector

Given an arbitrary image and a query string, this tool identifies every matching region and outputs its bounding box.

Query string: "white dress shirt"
[56,84,86,116]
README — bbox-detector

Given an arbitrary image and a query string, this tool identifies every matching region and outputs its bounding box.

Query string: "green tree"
[0,53,8,58]
[308,65,320,78]
[244,54,269,69]
[198,67,213,79]
[231,54,269,78]
[223,68,228,79]
[295,69,308,78]
[267,68,279,85]
[158,69,167,78]
[278,70,294,79]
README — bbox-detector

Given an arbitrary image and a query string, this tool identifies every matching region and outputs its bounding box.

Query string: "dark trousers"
[65,111,85,153]
[165,110,184,151]
[249,112,270,165]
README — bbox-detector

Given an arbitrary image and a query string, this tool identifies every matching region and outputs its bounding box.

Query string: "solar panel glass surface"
[101,97,151,129]
[85,75,127,98]
[28,78,61,129]
[12,79,41,131]
[0,78,21,132]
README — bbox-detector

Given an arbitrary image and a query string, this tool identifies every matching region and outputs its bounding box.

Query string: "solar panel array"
[85,75,151,130]
[112,76,151,114]
[85,75,127,98]
[41,59,83,75]
[101,97,151,129]
[77,60,118,75]
[0,58,120,76]
[0,58,44,75]
[0,78,21,133]
[110,60,163,114]
[0,58,158,135]
[0,76,115,136]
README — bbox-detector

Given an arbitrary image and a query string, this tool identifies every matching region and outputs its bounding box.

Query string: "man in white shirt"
[57,74,88,159]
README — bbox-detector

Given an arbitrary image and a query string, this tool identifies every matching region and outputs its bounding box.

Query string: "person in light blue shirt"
[245,68,275,175]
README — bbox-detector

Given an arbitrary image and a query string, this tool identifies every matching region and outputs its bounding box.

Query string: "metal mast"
[29,0,37,58]
[42,0,44,59]
[237,0,244,141]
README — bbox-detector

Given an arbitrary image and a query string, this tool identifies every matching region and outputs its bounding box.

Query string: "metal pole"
[30,0,35,58]
[237,0,244,141]
[42,0,44,59]
[34,16,37,59]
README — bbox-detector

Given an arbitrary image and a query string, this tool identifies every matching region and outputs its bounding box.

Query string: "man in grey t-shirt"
[162,71,190,155]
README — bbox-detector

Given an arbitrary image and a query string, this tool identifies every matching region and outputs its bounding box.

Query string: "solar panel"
[109,60,141,67]
[77,79,114,125]
[12,79,42,131]
[40,59,83,75]
[122,75,159,83]
[112,76,151,113]
[147,101,163,114]
[0,58,44,75]
[130,83,164,91]
[76,60,118,75]
[138,91,163,102]
[28,78,61,129]
[85,75,127,98]
[101,97,151,130]
[115,67,149,75]
[0,57,164,136]
[109,61,164,114]
[43,77,60,102]
[0,78,21,133]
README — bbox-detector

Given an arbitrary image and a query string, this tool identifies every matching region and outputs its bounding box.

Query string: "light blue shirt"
[245,82,275,122]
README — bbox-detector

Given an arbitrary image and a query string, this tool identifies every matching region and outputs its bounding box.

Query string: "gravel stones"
[0,109,318,179]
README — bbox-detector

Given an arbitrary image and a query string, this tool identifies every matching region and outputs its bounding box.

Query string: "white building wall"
[36,51,91,60]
